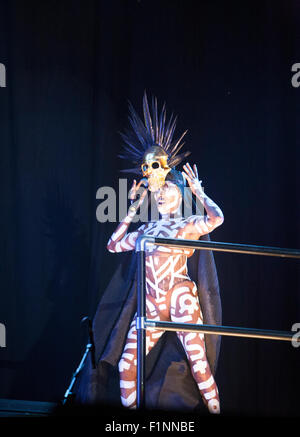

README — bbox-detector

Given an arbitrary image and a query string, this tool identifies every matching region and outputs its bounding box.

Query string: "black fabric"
[75,232,221,411]
[0,0,299,416]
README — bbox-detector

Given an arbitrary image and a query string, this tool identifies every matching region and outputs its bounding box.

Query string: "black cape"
[75,233,221,411]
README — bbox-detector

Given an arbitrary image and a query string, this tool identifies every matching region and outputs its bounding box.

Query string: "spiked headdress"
[119,91,191,176]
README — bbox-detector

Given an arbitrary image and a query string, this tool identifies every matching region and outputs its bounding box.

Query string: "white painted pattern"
[110,216,221,412]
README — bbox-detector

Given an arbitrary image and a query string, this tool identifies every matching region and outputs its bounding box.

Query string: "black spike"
[143,91,154,142]
[119,93,190,172]
[168,150,191,168]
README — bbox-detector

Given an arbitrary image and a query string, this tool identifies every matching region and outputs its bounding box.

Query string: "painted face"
[141,146,171,192]
[154,181,182,216]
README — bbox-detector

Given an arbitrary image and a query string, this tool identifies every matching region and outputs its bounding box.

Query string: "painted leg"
[118,306,164,409]
[170,281,220,414]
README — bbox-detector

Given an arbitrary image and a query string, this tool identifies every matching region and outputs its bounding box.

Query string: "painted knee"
[118,353,136,379]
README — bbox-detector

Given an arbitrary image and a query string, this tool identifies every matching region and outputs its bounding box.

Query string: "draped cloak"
[74,232,222,411]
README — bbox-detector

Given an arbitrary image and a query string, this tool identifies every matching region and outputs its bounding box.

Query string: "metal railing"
[135,235,300,409]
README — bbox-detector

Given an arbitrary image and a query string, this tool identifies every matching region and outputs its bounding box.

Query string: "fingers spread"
[181,171,191,184]
[184,163,195,179]
[193,164,198,179]
[186,162,195,177]
[182,165,191,178]
[136,180,143,189]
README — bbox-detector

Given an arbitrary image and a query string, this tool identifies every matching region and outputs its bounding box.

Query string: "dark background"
[0,0,299,416]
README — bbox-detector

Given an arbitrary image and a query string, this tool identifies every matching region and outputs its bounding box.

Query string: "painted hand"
[128,178,148,211]
[182,163,204,196]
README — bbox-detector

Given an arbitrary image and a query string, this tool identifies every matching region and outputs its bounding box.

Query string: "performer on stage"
[75,92,224,414]
[106,92,224,414]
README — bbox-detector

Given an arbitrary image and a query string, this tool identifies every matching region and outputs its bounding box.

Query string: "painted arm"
[107,179,148,253]
[182,163,224,236]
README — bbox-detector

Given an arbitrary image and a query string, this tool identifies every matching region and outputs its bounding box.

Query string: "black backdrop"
[0,0,299,416]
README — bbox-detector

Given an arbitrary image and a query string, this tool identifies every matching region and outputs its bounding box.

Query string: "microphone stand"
[62,317,96,405]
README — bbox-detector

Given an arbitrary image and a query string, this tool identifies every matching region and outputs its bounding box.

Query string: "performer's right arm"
[107,180,147,253]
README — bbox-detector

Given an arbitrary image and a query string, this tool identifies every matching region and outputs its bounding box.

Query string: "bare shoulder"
[177,215,203,229]
[175,215,206,238]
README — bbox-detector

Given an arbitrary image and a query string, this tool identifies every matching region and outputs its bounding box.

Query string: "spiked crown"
[119,91,190,174]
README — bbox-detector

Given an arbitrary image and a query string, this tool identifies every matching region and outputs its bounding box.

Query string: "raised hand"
[128,178,148,211]
[182,163,204,196]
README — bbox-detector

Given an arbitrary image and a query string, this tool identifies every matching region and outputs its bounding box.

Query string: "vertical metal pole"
[136,244,146,409]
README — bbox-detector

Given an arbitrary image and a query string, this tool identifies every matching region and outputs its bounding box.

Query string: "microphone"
[130,178,148,205]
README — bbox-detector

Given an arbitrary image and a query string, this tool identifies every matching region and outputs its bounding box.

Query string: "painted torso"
[139,218,196,300]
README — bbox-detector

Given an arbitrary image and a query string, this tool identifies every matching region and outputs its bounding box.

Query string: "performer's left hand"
[182,163,204,196]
